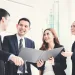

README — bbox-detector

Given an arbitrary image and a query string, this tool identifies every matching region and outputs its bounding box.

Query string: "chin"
[72,33,75,35]
[3,29,6,31]
[71,32,75,35]
[45,41,49,43]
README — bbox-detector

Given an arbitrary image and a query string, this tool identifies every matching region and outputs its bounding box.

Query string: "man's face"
[71,22,75,35]
[1,16,10,31]
[17,20,30,36]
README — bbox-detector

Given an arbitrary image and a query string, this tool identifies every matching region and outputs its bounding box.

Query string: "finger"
[15,57,20,66]
[18,57,24,66]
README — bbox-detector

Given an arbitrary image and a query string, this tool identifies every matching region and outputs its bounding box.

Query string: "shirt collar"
[16,34,25,41]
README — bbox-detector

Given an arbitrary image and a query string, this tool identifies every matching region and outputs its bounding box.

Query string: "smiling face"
[17,20,30,37]
[71,21,75,35]
[43,30,54,43]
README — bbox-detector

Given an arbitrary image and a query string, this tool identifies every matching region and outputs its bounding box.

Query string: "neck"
[17,34,24,38]
[48,42,55,50]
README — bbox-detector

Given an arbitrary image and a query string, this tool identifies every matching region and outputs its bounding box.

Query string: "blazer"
[0,37,10,75]
[0,50,10,61]
[2,34,35,75]
[38,44,67,75]
[71,41,75,75]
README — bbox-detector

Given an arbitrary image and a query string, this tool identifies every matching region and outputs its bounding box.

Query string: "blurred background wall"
[0,0,75,75]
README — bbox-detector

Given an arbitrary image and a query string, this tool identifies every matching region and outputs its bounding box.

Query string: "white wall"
[0,0,54,75]
[1,0,75,75]
[0,0,54,49]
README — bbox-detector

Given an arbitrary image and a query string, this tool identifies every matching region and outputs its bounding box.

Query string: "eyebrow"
[71,25,75,27]
[71,25,75,26]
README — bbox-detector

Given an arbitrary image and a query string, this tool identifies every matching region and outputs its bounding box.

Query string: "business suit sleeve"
[0,50,10,61]
[71,42,75,62]
[71,52,75,62]
[2,36,10,52]
[52,48,67,75]
[0,37,10,61]
[32,41,35,48]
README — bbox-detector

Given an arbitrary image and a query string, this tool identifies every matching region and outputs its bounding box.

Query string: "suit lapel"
[12,34,19,55]
[25,38,30,48]
[25,38,28,47]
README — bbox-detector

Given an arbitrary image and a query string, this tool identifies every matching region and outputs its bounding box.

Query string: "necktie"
[19,39,23,52]
[17,39,28,74]
[17,39,24,74]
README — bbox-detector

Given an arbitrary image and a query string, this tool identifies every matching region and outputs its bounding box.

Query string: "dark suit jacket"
[0,37,10,75]
[71,41,75,75]
[38,44,67,75]
[0,50,10,61]
[2,34,35,75]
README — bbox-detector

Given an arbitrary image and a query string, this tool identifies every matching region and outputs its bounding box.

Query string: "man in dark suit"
[0,8,25,75]
[2,18,35,75]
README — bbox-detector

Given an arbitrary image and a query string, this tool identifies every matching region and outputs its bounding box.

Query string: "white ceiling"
[6,0,54,8]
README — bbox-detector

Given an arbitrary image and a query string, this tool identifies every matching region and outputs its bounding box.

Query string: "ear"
[1,17,5,23]
[16,24,18,28]
[29,27,31,30]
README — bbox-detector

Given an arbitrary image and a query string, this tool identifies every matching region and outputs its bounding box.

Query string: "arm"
[0,50,24,66]
[0,50,10,61]
[71,52,75,62]
[71,42,75,62]
[2,36,10,52]
[52,49,67,73]
[2,36,24,66]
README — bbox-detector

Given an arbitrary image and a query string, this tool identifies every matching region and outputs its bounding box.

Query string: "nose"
[71,26,74,30]
[21,26,25,30]
[44,34,48,38]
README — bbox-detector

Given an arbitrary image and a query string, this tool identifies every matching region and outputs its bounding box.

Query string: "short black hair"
[0,8,10,21]
[18,18,31,26]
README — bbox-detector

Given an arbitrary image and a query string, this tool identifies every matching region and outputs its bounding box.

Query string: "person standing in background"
[61,21,75,75]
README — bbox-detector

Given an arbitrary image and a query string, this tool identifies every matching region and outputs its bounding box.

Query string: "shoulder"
[25,37,34,43]
[3,34,16,40]
[55,44,65,51]
[55,43,63,48]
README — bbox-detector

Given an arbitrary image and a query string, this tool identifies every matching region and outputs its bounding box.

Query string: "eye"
[73,25,75,27]
[19,24,23,26]
[25,25,28,28]
[71,25,75,28]
[47,33,49,35]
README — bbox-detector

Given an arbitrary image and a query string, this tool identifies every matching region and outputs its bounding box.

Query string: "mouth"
[71,30,75,32]
[44,39,49,41]
[20,30,25,33]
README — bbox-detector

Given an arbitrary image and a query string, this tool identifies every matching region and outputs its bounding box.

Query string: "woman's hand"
[61,51,73,57]
[48,57,55,65]
[36,60,44,67]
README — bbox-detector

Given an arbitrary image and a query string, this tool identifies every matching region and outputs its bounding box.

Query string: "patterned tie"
[17,39,23,74]
[19,39,23,52]
[17,39,28,74]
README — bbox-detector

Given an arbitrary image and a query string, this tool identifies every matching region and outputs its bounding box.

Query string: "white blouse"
[43,60,55,75]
